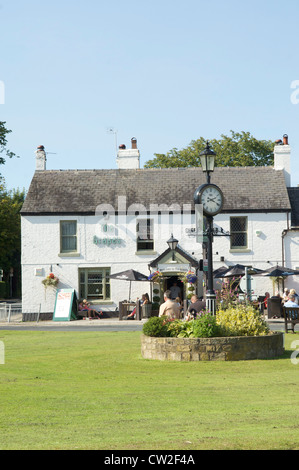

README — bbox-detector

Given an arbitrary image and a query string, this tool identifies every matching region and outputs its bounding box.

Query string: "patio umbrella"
[256,265,299,294]
[214,264,263,278]
[109,269,149,301]
[258,265,299,277]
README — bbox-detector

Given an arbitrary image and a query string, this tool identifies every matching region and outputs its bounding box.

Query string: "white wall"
[21,210,291,312]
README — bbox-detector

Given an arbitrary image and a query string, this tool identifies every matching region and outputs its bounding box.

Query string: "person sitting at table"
[78,299,102,319]
[127,293,149,319]
[284,294,299,308]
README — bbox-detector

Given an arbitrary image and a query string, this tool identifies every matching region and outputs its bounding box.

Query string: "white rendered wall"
[22,211,290,313]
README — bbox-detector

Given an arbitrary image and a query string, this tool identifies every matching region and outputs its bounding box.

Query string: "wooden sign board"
[53,289,78,322]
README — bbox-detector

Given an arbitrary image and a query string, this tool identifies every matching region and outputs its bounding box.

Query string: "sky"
[1,0,299,191]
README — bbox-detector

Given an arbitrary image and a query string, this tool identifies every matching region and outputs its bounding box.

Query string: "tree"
[144,131,275,168]
[0,121,18,175]
[0,182,25,297]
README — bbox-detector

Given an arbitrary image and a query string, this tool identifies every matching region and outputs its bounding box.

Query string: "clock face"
[201,185,223,215]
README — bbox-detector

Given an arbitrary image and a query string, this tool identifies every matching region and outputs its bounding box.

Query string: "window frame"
[60,220,78,254]
[79,267,111,302]
[230,216,248,250]
[136,218,154,252]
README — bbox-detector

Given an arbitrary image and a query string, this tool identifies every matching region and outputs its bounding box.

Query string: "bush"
[216,305,270,336]
[0,281,6,299]
[193,313,222,338]
[142,316,171,337]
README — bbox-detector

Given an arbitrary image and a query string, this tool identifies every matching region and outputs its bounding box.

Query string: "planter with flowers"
[42,273,59,289]
[148,271,163,282]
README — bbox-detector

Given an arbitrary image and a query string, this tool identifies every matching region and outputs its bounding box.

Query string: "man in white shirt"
[169,282,181,300]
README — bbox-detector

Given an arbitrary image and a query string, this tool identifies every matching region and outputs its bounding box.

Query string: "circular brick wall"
[141,332,284,361]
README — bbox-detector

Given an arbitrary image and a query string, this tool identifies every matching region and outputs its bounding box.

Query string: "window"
[136,219,154,251]
[230,217,248,249]
[79,268,111,301]
[60,221,77,253]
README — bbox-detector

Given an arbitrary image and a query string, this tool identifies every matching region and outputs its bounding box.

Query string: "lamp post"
[194,142,223,315]
[167,233,178,261]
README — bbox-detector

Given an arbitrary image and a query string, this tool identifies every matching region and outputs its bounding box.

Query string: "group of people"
[78,299,103,319]
[159,291,206,320]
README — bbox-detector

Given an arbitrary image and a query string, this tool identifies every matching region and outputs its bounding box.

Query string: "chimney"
[274,134,291,187]
[35,145,46,171]
[117,137,140,169]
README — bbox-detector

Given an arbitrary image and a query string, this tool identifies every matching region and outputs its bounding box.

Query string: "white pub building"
[20,136,299,319]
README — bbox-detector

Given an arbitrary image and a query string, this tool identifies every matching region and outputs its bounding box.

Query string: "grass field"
[0,329,299,450]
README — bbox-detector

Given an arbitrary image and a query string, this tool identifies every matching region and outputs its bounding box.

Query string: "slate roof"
[20,166,291,215]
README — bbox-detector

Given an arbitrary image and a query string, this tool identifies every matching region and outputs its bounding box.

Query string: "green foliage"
[0,281,6,298]
[142,316,171,337]
[216,304,270,336]
[0,121,18,168]
[0,182,25,277]
[144,130,274,169]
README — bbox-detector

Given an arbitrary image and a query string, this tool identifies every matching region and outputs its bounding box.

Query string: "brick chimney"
[35,145,46,171]
[274,134,291,187]
[117,137,140,169]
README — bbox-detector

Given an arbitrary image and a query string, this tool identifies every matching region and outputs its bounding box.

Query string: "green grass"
[0,330,299,450]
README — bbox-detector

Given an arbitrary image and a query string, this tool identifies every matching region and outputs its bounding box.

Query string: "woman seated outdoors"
[127,293,150,320]
[78,299,102,319]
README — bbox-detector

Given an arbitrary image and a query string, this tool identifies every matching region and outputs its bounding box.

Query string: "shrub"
[142,316,171,337]
[216,304,270,336]
[192,313,222,338]
[0,281,6,299]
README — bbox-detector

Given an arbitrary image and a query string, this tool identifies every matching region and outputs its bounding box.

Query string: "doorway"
[165,275,184,301]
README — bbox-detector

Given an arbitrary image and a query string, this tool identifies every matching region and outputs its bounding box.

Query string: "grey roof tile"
[20,166,291,214]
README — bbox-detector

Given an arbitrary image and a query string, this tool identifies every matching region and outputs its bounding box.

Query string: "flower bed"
[141,306,284,361]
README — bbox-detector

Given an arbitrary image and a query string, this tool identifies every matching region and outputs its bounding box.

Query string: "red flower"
[49,273,55,279]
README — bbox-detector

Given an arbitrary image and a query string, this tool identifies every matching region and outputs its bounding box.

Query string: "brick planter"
[141,332,284,361]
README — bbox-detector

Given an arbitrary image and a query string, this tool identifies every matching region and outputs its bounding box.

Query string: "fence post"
[7,304,11,323]
[36,304,41,323]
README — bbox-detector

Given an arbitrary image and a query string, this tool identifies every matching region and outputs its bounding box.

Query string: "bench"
[283,307,299,333]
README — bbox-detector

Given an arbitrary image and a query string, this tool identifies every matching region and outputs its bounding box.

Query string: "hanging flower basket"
[148,271,163,282]
[42,273,59,288]
[180,271,197,284]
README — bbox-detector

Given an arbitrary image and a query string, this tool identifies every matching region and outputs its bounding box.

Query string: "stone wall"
[141,333,284,361]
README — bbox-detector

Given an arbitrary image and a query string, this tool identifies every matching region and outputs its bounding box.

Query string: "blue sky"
[1,0,299,191]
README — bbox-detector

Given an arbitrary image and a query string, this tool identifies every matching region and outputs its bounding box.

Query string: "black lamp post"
[194,142,223,315]
[167,233,179,261]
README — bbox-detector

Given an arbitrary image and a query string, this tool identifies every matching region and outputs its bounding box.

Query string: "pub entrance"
[164,275,185,301]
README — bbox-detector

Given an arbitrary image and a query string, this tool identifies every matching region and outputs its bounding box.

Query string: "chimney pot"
[131,137,137,149]
[283,134,289,145]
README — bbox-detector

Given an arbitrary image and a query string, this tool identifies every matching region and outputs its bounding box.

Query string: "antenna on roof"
[107,127,118,153]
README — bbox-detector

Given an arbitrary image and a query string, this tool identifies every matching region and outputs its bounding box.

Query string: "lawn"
[0,329,299,450]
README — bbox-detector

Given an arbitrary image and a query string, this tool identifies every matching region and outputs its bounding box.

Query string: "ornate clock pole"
[194,142,224,315]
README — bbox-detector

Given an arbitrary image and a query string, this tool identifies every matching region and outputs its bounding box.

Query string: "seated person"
[127,293,150,319]
[159,290,180,319]
[187,295,206,319]
[78,299,102,319]
[284,294,299,308]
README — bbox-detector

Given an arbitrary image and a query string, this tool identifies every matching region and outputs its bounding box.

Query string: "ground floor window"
[79,268,111,300]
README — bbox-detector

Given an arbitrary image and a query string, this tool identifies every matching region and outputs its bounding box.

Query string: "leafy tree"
[0,121,18,176]
[0,182,25,297]
[144,131,274,168]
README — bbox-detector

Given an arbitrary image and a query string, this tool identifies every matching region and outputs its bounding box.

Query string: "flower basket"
[180,271,197,284]
[42,273,59,289]
[148,271,162,282]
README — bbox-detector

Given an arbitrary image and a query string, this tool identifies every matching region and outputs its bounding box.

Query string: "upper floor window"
[136,219,154,251]
[60,221,77,253]
[230,216,248,249]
